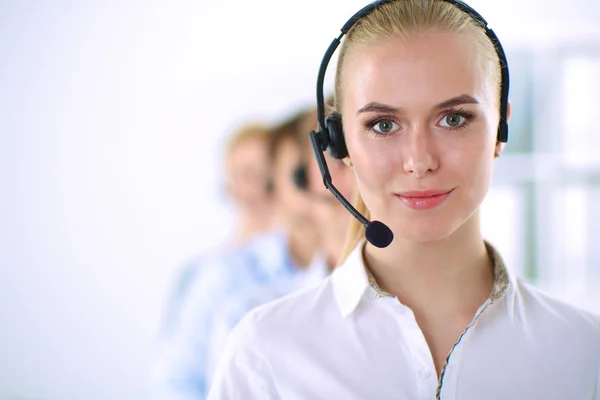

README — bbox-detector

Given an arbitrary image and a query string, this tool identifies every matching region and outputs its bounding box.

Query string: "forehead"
[273,136,301,163]
[342,32,490,111]
[228,137,268,163]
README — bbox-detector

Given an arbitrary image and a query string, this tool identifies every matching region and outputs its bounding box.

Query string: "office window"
[482,43,600,312]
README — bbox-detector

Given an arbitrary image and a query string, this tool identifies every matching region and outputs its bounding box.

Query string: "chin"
[387,210,473,244]
[391,223,454,243]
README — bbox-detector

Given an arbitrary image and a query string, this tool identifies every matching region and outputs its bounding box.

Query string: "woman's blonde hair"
[224,123,271,160]
[335,0,502,264]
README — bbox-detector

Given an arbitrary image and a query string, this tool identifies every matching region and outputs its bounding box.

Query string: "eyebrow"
[356,94,480,115]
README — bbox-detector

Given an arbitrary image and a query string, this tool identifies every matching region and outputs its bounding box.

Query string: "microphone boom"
[309,130,394,248]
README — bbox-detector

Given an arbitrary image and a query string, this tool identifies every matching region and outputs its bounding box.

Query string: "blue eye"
[373,119,399,134]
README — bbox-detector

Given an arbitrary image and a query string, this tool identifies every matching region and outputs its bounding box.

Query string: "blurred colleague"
[150,108,329,400]
[203,105,357,385]
[223,123,276,245]
[157,123,275,339]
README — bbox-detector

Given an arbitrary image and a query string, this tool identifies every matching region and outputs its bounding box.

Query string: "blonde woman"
[208,1,600,399]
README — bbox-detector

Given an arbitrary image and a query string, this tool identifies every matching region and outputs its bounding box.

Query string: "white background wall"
[1,1,599,399]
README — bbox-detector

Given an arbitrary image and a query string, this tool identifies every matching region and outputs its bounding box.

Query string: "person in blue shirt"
[150,108,329,399]
[156,123,276,340]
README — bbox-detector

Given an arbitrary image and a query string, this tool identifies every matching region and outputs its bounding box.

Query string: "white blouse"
[207,240,600,400]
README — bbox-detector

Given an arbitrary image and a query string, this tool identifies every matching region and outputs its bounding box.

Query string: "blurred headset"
[308,0,511,248]
[293,164,308,191]
[293,162,340,204]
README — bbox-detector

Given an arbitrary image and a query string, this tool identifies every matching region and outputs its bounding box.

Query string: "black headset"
[308,0,510,248]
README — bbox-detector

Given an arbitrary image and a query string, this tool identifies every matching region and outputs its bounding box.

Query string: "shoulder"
[208,279,337,399]
[180,245,258,305]
[510,277,600,344]
[242,230,291,268]
[164,249,230,312]
[228,276,338,347]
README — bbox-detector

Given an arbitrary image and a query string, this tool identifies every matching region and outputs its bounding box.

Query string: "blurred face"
[226,137,272,212]
[341,32,502,242]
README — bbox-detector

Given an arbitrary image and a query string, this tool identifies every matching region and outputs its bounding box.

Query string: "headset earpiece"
[292,164,308,191]
[498,120,508,143]
[324,112,348,159]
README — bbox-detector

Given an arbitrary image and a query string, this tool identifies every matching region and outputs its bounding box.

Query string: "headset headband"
[315,0,510,143]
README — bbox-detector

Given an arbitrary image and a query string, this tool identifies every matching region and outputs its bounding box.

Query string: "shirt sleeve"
[207,313,280,400]
[149,262,230,400]
[157,257,204,338]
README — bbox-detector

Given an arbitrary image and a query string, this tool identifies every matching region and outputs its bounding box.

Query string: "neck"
[321,211,352,271]
[272,212,318,270]
[233,208,275,245]
[286,220,318,269]
[363,213,494,314]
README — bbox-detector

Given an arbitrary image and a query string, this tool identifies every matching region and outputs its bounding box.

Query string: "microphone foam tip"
[365,221,394,248]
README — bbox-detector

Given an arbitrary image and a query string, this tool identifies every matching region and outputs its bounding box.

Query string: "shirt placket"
[364,241,510,400]
[391,301,438,400]
[435,298,494,400]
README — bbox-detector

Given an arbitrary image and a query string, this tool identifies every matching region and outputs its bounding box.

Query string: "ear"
[495,100,511,158]
[494,142,506,158]
[342,156,353,168]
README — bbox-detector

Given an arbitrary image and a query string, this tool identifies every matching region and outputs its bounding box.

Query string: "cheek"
[445,139,490,169]
[445,135,496,201]
[346,135,405,218]
[349,135,401,190]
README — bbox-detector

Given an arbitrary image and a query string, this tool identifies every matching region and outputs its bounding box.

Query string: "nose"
[402,127,439,178]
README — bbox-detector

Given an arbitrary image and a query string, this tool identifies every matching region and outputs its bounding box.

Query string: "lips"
[395,188,454,210]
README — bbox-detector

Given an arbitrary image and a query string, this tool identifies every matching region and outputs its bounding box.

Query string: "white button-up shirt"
[208,240,600,400]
